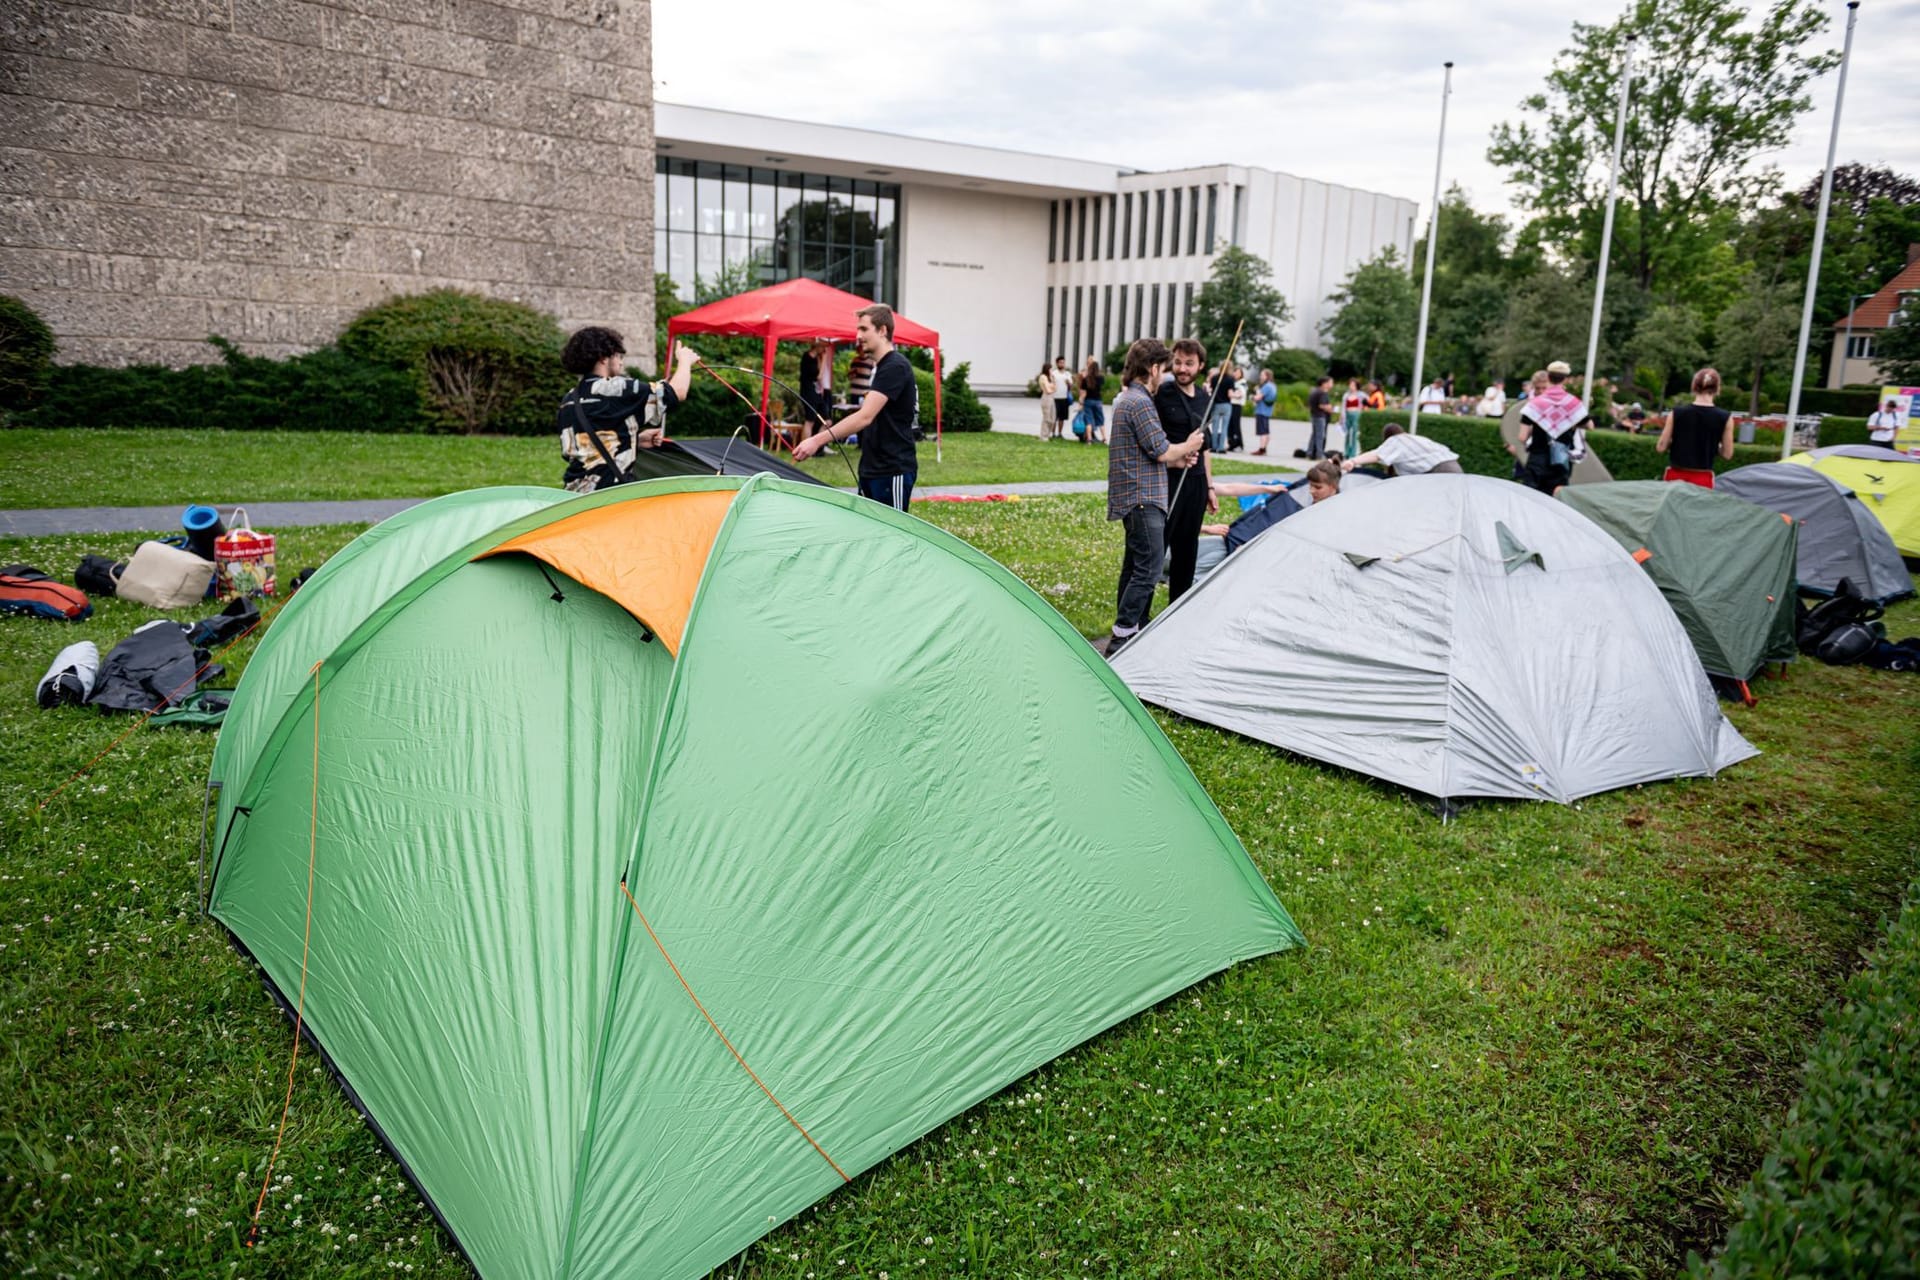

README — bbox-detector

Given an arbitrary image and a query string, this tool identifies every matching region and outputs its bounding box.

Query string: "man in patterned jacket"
[557,326,698,494]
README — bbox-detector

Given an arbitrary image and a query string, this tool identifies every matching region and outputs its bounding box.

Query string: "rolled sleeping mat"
[37,640,100,708]
[181,505,225,561]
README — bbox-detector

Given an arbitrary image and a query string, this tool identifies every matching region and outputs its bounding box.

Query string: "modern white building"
[656,103,1418,391]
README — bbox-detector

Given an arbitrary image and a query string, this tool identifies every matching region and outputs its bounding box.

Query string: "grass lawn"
[1,499,1915,1279]
[0,430,1284,510]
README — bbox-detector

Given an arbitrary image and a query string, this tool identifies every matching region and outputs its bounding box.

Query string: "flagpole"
[1407,61,1451,436]
[1583,35,1635,412]
[1784,1,1861,461]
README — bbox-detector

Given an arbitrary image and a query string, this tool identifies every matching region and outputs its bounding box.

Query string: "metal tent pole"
[1784,1,1861,460]
[1408,62,1452,436]
[1583,36,1635,413]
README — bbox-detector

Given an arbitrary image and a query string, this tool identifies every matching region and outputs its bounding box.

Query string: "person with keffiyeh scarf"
[1516,360,1590,494]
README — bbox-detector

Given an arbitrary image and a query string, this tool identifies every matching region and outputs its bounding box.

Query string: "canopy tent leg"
[758,334,775,450]
[934,347,944,465]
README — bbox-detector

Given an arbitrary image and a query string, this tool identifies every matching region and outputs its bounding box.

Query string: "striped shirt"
[1107,381,1173,520]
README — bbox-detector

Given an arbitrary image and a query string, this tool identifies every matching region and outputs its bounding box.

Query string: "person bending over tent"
[1190,462,1343,581]
[558,326,698,494]
[793,304,920,510]
[1516,360,1590,495]
[1341,423,1463,476]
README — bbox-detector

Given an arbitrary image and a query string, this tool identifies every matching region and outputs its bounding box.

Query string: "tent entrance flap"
[478,489,737,655]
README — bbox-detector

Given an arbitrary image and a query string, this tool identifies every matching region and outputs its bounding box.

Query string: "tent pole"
[1583,37,1635,415]
[1783,1,1860,461]
[1408,61,1452,437]
[759,334,775,449]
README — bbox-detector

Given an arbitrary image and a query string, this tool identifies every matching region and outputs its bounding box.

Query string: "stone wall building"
[0,0,655,368]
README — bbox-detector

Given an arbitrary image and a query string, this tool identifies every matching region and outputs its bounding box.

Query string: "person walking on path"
[1225,366,1247,452]
[1107,338,1208,654]
[1249,368,1276,455]
[1080,358,1107,443]
[1869,398,1904,449]
[1306,375,1334,460]
[1208,364,1237,452]
[1154,338,1219,602]
[557,326,696,494]
[1341,378,1365,457]
[1342,423,1463,475]
[1053,356,1076,436]
[1656,367,1734,488]
[1516,360,1591,495]
[1037,363,1060,439]
[794,305,919,509]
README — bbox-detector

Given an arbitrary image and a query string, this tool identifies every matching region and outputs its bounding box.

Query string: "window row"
[1048,185,1227,265]
[1044,281,1197,366]
[655,158,900,302]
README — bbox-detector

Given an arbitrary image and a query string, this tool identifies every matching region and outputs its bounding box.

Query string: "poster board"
[1876,386,1920,454]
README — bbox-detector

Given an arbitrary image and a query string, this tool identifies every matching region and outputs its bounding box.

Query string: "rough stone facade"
[0,0,654,368]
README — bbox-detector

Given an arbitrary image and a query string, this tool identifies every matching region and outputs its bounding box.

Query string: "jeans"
[858,472,916,510]
[1083,399,1105,431]
[1209,403,1233,451]
[1113,503,1167,637]
[1308,416,1329,459]
[1343,411,1361,457]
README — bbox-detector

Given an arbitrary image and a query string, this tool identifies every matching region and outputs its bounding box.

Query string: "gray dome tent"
[1110,475,1756,805]
[1716,462,1913,605]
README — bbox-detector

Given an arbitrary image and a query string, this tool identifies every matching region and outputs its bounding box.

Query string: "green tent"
[1558,480,1798,688]
[204,476,1303,1280]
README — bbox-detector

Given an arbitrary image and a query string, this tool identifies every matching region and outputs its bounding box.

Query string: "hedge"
[669,359,993,437]
[0,293,57,412]
[1351,411,1776,479]
[1685,882,1920,1278]
[14,337,421,433]
[1800,387,1886,417]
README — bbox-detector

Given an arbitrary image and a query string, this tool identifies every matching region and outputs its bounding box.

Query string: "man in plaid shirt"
[1107,338,1209,655]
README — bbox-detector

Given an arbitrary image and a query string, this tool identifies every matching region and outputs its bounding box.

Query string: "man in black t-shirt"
[794,304,920,510]
[1306,376,1334,460]
[557,326,697,493]
[1153,337,1216,601]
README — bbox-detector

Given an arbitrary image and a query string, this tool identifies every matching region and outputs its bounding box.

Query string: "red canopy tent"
[665,278,943,456]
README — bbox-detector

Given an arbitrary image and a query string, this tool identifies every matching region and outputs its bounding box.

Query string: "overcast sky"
[655,0,1920,229]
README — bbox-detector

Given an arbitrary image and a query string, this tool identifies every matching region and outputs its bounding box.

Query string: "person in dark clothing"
[1657,366,1734,487]
[1207,365,1237,451]
[798,340,834,426]
[793,305,919,509]
[1080,359,1107,442]
[557,326,697,493]
[1153,337,1217,601]
[1516,360,1590,494]
[1306,375,1334,460]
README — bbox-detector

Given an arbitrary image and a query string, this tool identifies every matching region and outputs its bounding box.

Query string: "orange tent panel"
[480,490,737,654]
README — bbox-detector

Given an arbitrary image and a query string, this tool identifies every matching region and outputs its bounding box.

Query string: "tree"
[1798,163,1920,220]
[1628,303,1705,399]
[1191,244,1291,367]
[1429,273,1513,388]
[1494,264,1597,378]
[1488,0,1837,293]
[1714,272,1801,414]
[1320,247,1416,386]
[1874,308,1920,386]
[653,272,690,367]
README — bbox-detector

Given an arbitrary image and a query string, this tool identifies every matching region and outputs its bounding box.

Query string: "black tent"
[624,438,825,486]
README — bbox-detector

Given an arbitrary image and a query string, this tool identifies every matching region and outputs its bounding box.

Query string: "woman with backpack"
[1080,358,1107,443]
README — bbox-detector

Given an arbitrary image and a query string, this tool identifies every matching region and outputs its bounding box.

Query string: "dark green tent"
[1559,481,1798,687]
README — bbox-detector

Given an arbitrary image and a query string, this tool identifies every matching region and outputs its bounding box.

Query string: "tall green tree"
[1715,272,1801,414]
[1320,248,1417,387]
[1628,303,1706,399]
[1411,187,1529,385]
[1488,0,1837,293]
[1872,311,1920,386]
[1192,245,1291,368]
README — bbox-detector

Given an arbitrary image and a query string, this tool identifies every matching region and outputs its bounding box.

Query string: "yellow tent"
[1791,446,1920,557]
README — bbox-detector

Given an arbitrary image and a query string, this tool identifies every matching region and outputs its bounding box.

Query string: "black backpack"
[1797,579,1885,657]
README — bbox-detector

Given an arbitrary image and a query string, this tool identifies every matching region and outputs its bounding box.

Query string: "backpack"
[75,555,125,597]
[0,565,93,621]
[1797,579,1885,656]
[1815,621,1881,666]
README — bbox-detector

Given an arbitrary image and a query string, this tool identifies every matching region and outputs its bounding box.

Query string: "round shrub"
[0,294,57,412]
[338,289,569,435]
[1261,346,1325,385]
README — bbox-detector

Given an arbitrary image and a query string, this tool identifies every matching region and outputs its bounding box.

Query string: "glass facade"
[655,158,900,304]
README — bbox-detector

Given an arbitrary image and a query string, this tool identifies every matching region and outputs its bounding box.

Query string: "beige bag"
[116,540,215,609]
